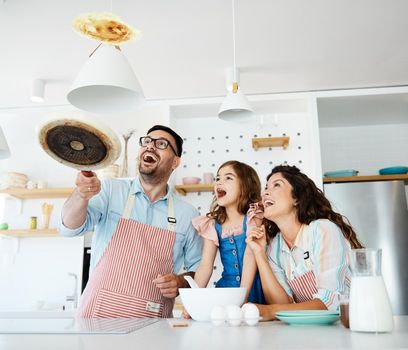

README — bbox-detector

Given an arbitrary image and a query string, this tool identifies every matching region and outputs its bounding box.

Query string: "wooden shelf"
[323,174,408,183]
[0,188,74,199]
[252,137,290,150]
[0,229,59,238]
[174,184,214,196]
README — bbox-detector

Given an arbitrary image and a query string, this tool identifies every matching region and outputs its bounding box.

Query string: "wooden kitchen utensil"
[41,203,54,229]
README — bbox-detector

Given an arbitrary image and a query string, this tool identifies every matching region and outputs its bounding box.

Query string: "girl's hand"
[246,225,267,254]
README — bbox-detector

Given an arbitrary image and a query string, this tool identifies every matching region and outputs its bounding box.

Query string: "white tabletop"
[0,316,407,350]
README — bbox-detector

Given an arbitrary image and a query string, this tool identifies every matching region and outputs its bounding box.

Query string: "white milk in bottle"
[349,249,393,332]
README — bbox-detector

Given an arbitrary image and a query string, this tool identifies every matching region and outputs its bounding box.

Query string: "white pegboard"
[172,113,314,193]
[171,111,318,287]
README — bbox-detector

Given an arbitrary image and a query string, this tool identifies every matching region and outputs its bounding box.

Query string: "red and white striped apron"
[79,192,177,318]
[287,269,318,303]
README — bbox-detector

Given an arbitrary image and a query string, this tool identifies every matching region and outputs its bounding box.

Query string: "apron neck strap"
[123,191,176,232]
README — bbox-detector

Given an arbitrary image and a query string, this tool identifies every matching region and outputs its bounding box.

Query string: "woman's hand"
[246,225,267,254]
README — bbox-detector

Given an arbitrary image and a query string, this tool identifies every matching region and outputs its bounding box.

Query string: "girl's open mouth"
[216,188,226,198]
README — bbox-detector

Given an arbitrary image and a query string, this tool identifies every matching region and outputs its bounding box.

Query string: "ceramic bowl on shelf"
[182,177,201,185]
[378,166,408,175]
[324,170,358,177]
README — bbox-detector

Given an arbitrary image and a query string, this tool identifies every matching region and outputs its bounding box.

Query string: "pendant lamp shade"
[0,127,11,159]
[218,0,254,121]
[218,88,253,121]
[67,45,144,113]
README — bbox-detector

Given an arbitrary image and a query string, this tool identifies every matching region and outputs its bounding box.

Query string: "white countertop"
[1,316,407,350]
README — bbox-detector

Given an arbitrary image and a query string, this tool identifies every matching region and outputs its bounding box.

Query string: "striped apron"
[79,192,176,318]
[276,230,318,303]
[287,270,318,303]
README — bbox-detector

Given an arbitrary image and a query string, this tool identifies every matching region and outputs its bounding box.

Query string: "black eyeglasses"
[139,136,178,156]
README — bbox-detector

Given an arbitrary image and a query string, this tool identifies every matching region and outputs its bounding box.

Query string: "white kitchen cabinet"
[0,188,83,311]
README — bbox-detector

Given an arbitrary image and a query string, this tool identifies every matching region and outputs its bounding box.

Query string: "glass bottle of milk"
[349,248,393,332]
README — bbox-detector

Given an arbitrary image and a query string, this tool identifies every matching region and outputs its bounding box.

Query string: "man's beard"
[138,159,168,184]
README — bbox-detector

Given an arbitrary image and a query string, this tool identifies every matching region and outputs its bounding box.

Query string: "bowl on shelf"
[378,166,408,175]
[182,177,201,185]
[324,169,359,177]
[178,287,246,321]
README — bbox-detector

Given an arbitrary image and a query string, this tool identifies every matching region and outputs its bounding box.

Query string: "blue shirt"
[59,177,203,273]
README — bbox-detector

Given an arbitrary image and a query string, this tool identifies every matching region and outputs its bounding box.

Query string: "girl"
[246,165,363,320]
[192,160,265,304]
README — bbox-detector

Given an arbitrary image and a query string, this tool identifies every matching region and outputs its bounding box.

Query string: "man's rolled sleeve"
[59,219,88,237]
[59,186,107,237]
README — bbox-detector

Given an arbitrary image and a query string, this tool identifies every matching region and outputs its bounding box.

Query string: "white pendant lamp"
[67,44,145,113]
[218,0,253,122]
[0,127,11,159]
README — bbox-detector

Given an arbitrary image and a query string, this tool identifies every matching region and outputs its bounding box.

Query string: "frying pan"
[37,115,121,177]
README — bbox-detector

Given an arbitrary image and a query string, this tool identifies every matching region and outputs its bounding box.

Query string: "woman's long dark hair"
[264,165,363,249]
[207,160,261,224]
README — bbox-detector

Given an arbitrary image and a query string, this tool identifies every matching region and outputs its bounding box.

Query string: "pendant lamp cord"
[89,43,102,57]
[232,0,237,84]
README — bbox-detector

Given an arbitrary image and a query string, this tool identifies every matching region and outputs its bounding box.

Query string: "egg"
[241,303,260,326]
[210,305,227,326]
[226,305,243,326]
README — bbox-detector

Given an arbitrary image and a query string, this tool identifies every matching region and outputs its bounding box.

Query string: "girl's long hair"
[207,160,261,224]
[264,165,363,249]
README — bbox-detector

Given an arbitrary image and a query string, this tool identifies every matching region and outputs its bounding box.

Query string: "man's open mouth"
[142,152,158,164]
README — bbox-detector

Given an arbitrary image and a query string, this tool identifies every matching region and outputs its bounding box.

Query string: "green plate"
[276,310,339,317]
[276,313,340,325]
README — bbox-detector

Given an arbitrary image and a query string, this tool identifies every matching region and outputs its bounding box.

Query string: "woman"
[245,165,363,321]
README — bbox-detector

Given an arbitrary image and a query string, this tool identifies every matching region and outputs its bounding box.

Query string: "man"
[60,125,202,318]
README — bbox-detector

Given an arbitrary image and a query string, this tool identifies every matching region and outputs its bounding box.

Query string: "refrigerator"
[324,180,408,315]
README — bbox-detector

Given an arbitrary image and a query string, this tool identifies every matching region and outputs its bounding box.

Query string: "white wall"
[319,123,408,175]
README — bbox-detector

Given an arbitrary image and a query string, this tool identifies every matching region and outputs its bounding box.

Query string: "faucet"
[66,272,78,309]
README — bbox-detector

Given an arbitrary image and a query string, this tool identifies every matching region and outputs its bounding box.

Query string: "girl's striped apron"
[79,192,176,318]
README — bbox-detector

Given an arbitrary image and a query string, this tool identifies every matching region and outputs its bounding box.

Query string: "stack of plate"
[0,172,28,189]
[275,310,340,325]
